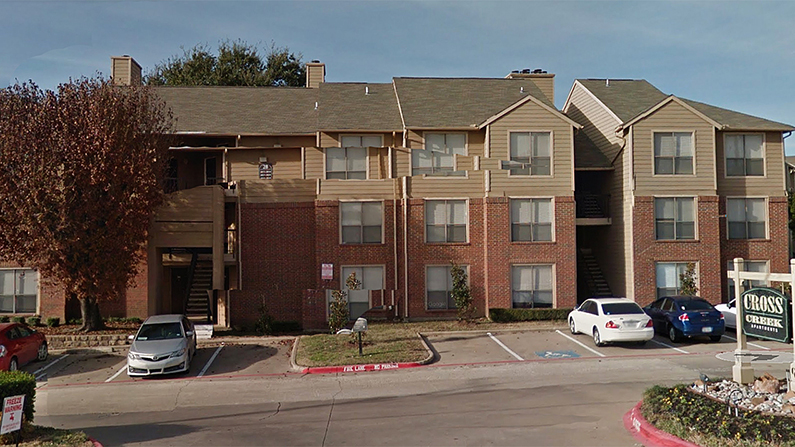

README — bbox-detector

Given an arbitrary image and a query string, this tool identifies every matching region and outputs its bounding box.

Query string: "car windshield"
[136,322,183,341]
[602,303,644,315]
[679,300,714,311]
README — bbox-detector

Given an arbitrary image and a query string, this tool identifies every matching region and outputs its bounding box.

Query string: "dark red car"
[0,323,47,371]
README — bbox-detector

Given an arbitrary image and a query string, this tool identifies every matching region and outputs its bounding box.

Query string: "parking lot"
[25,338,297,388]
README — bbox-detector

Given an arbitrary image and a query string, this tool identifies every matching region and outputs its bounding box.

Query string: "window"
[326,147,367,179]
[654,132,693,175]
[508,132,551,175]
[725,134,764,176]
[726,260,768,301]
[511,199,552,242]
[512,265,553,308]
[0,269,37,314]
[655,262,694,299]
[328,266,384,320]
[426,265,465,310]
[654,197,695,240]
[727,198,766,239]
[412,133,466,176]
[340,135,382,149]
[341,202,382,244]
[425,200,467,243]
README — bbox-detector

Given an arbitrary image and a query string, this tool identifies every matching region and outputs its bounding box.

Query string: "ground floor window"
[726,260,768,301]
[0,269,38,314]
[655,262,696,299]
[426,265,467,310]
[511,265,553,308]
[328,266,384,320]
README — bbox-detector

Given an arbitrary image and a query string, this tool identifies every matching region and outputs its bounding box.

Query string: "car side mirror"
[185,331,194,337]
[127,334,135,341]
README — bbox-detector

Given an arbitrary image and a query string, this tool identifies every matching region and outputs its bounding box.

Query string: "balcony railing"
[575,194,610,219]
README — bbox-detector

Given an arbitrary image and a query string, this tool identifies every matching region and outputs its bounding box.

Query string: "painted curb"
[89,437,103,447]
[623,401,701,447]
[299,333,436,374]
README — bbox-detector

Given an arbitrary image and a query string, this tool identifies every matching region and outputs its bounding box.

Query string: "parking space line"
[649,339,689,354]
[106,364,128,383]
[33,354,70,380]
[486,333,523,361]
[722,335,770,350]
[554,330,606,358]
[198,345,224,377]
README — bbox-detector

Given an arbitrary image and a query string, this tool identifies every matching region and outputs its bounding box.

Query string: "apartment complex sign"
[742,288,791,343]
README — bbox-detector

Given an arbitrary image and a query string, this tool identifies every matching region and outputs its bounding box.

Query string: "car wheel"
[593,328,604,347]
[709,335,722,343]
[37,342,48,362]
[668,325,681,343]
[569,318,577,334]
[9,358,18,372]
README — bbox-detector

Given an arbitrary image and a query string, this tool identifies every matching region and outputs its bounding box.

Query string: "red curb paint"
[89,437,103,447]
[623,402,701,447]
[303,362,423,374]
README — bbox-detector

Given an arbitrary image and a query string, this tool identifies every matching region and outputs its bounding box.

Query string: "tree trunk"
[78,295,105,332]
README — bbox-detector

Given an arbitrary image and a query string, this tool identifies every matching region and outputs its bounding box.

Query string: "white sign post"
[0,394,24,435]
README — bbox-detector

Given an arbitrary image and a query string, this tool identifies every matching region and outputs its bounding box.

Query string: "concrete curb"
[298,333,436,374]
[623,401,701,447]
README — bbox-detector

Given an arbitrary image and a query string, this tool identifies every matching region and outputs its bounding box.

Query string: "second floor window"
[340,135,382,149]
[727,198,766,239]
[654,197,695,240]
[511,199,552,242]
[425,200,467,243]
[412,133,466,176]
[727,260,768,301]
[340,202,382,244]
[725,134,764,176]
[654,132,693,175]
[509,132,551,175]
[326,147,366,179]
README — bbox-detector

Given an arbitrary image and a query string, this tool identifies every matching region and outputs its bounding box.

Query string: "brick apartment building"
[1,57,791,330]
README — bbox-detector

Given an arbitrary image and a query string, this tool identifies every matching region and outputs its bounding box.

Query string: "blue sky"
[2,0,793,152]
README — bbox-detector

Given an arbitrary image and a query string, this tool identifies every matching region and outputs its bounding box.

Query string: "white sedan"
[568,298,655,347]
[714,300,737,329]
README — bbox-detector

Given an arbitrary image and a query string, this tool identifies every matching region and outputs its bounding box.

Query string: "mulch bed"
[34,322,139,336]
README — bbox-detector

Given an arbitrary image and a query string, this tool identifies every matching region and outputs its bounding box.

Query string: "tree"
[328,272,361,334]
[450,262,475,321]
[679,262,699,296]
[0,78,173,331]
[145,40,305,87]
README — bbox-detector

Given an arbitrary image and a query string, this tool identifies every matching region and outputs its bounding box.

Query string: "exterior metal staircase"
[184,253,213,323]
[578,248,613,297]
[576,194,610,219]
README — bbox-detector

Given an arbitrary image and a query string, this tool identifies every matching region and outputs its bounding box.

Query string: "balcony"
[575,194,611,226]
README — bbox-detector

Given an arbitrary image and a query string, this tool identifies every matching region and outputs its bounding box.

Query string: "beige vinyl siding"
[467,130,485,157]
[151,223,214,247]
[407,171,485,199]
[304,147,325,179]
[565,83,622,158]
[239,179,317,203]
[157,187,216,222]
[319,132,338,148]
[394,147,411,177]
[239,136,315,148]
[227,148,302,181]
[405,130,423,149]
[716,131,786,197]
[632,101,716,195]
[153,186,221,248]
[369,147,391,179]
[318,179,400,201]
[112,58,131,85]
[528,75,554,104]
[489,101,574,195]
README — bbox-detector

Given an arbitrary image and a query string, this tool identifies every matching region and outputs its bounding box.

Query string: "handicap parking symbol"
[535,350,580,359]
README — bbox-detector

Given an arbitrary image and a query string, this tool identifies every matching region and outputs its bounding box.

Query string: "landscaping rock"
[753,373,781,394]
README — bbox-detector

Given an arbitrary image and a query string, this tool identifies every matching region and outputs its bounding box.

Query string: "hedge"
[0,371,36,422]
[489,308,572,322]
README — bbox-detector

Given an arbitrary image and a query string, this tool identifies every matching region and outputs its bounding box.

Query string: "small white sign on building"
[322,263,333,280]
[0,394,24,434]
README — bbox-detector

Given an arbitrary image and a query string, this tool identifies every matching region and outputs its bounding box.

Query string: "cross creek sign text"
[742,287,791,343]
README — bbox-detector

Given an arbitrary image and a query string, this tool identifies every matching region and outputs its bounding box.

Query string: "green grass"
[0,424,91,446]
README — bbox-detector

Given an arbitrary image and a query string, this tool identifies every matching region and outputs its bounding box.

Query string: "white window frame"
[339,200,384,245]
[509,197,555,242]
[726,260,769,302]
[655,261,699,299]
[327,265,385,320]
[653,196,697,241]
[506,130,553,177]
[510,264,556,309]
[424,199,469,244]
[724,133,766,178]
[324,146,368,180]
[726,197,768,240]
[0,268,39,314]
[651,130,696,176]
[425,264,468,311]
[411,132,468,177]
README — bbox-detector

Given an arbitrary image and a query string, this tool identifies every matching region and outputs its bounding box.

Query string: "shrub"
[254,299,274,335]
[0,371,36,422]
[26,316,41,327]
[451,262,475,321]
[68,319,82,325]
[46,317,60,328]
[10,317,24,324]
[0,316,9,323]
[489,308,572,322]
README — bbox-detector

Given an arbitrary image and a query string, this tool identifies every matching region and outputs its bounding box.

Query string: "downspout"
[403,176,409,319]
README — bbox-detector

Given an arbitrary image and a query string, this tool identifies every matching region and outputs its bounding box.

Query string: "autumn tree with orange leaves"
[0,78,173,331]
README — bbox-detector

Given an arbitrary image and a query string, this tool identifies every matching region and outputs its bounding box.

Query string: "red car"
[0,323,47,371]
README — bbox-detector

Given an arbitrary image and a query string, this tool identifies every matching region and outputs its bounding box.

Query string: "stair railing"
[183,251,198,315]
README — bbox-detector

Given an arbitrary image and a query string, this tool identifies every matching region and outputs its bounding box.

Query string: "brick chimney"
[111,55,142,86]
[506,68,555,104]
[305,60,325,88]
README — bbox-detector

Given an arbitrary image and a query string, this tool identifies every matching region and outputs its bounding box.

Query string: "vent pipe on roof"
[606,79,610,87]
[520,86,524,93]
[314,102,318,111]
[365,86,369,95]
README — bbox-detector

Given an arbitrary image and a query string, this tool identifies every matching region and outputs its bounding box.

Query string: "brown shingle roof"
[576,79,667,122]
[153,86,318,135]
[679,98,794,131]
[393,78,554,129]
[317,83,403,131]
